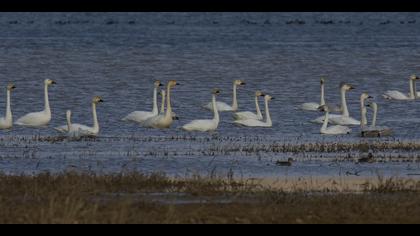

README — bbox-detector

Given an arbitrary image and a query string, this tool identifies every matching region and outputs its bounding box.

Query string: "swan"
[122,80,163,123]
[54,96,104,136]
[383,75,419,100]
[300,78,326,111]
[182,89,220,132]
[318,105,351,135]
[311,82,354,124]
[361,102,393,137]
[159,89,178,120]
[15,79,56,127]
[233,90,265,120]
[204,80,245,112]
[234,95,274,127]
[142,80,179,129]
[329,91,371,126]
[0,83,16,130]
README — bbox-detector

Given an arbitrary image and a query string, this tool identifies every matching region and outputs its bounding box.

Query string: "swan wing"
[122,111,155,123]
[311,114,341,124]
[15,111,51,127]
[383,90,409,100]
[182,119,217,132]
[323,125,351,135]
[234,119,267,127]
[204,102,233,112]
[300,102,320,111]
[233,111,260,120]
[329,116,361,126]
[142,114,164,128]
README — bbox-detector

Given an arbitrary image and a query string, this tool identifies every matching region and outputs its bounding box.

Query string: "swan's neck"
[360,98,367,128]
[320,82,325,106]
[44,84,51,114]
[232,84,238,111]
[92,103,99,132]
[255,96,262,119]
[409,79,415,99]
[66,112,72,131]
[165,85,172,120]
[372,106,377,128]
[212,94,219,122]
[322,111,329,131]
[264,99,272,126]
[5,90,11,121]
[340,88,349,117]
[152,87,158,115]
[160,92,165,114]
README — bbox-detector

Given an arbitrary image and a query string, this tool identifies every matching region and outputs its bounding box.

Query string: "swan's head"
[45,79,56,86]
[154,80,164,88]
[167,80,179,88]
[66,110,72,119]
[410,75,420,80]
[160,90,166,97]
[320,78,325,85]
[265,95,274,101]
[234,80,246,86]
[318,104,331,112]
[212,88,221,95]
[361,92,373,100]
[92,96,104,104]
[340,82,355,91]
[7,83,16,91]
[255,91,265,97]
[366,102,378,110]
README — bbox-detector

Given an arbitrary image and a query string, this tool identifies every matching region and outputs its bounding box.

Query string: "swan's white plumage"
[233,91,264,120]
[318,105,351,135]
[123,81,162,123]
[205,80,245,112]
[0,84,15,130]
[55,96,103,137]
[234,95,273,128]
[301,78,326,111]
[383,75,419,100]
[142,80,178,129]
[183,89,220,132]
[15,79,55,127]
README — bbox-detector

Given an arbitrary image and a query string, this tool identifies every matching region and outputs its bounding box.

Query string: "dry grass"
[1,172,420,223]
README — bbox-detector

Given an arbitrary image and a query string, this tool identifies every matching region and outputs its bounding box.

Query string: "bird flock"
[301,75,420,136]
[0,75,415,137]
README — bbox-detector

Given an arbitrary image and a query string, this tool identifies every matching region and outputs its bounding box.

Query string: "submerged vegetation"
[1,172,420,223]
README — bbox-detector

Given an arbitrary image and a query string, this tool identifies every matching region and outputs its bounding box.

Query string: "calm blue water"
[1,12,420,178]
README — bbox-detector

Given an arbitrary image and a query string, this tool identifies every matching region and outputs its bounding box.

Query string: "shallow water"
[1,12,420,178]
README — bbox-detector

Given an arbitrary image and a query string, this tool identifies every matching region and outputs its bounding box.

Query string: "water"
[1,12,420,178]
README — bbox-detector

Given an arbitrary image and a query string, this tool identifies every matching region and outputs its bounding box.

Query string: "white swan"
[55,96,104,136]
[234,95,274,127]
[122,80,163,123]
[318,105,351,135]
[383,75,419,100]
[15,79,56,127]
[182,89,220,132]
[233,90,265,120]
[204,80,245,112]
[311,82,354,124]
[361,102,393,137]
[0,83,16,130]
[358,93,373,129]
[142,80,179,129]
[329,91,370,126]
[159,89,178,120]
[301,78,326,111]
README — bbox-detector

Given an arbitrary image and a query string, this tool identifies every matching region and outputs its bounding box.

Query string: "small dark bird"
[276,158,293,166]
[357,153,375,164]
